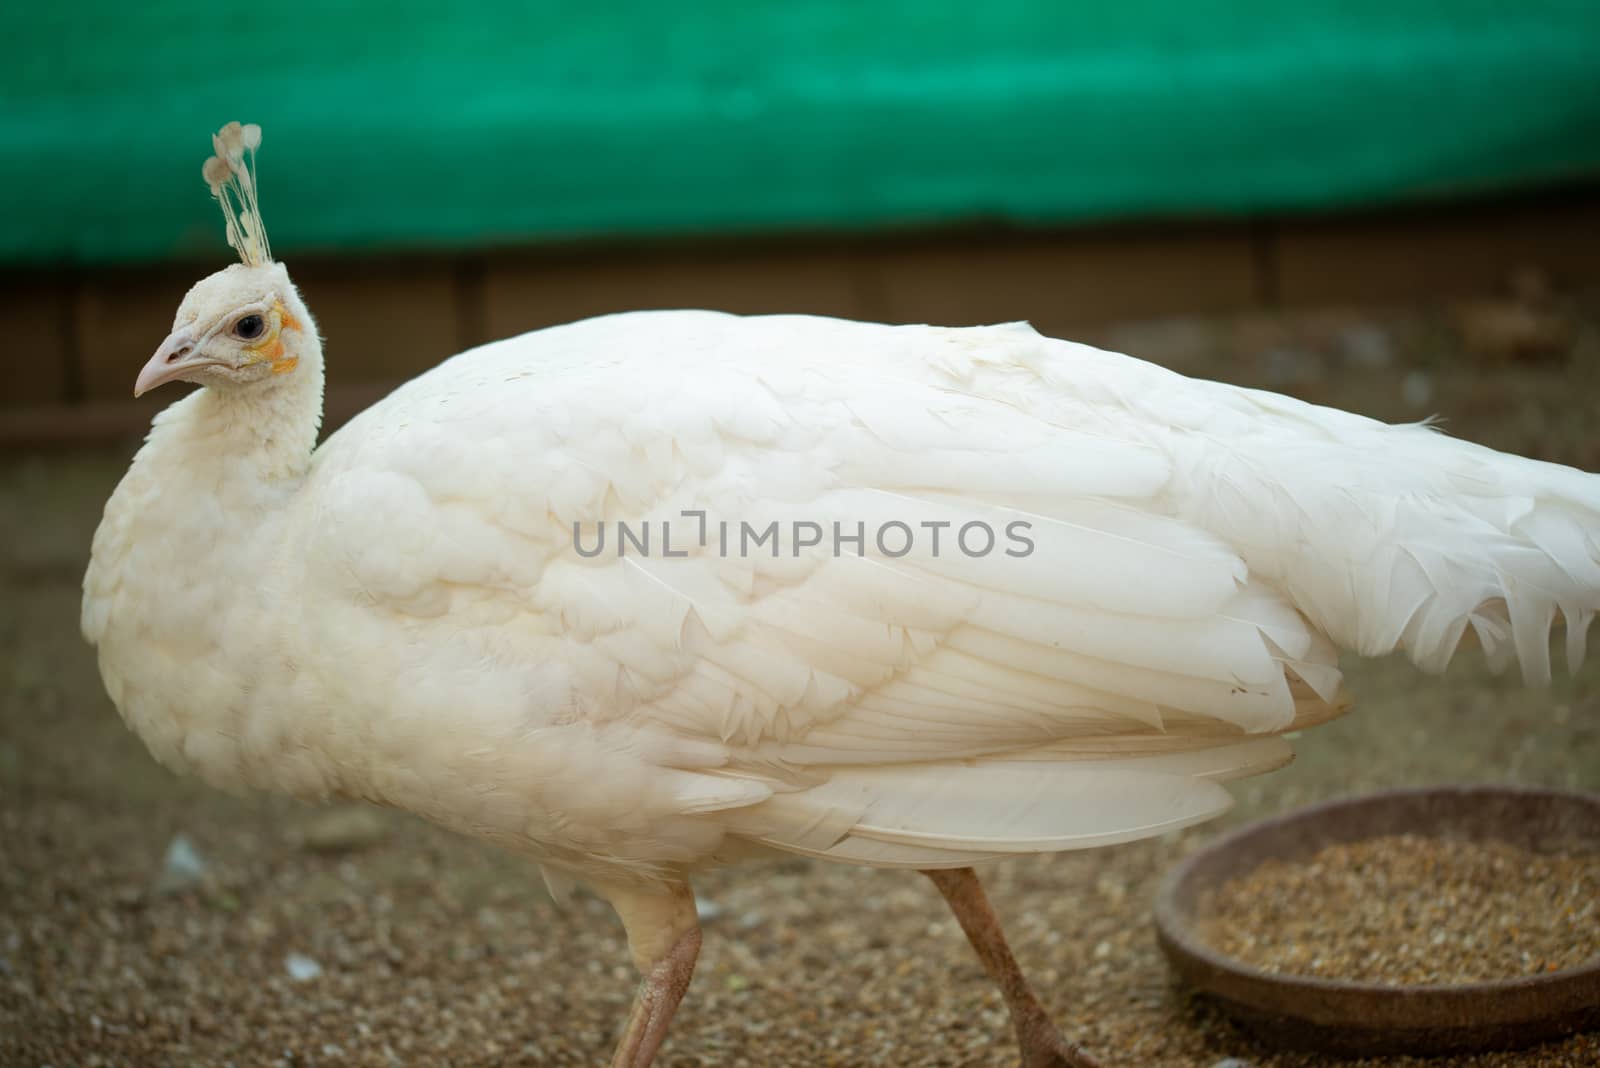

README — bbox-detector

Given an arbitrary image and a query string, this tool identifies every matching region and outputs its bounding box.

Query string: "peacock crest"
[201,122,271,267]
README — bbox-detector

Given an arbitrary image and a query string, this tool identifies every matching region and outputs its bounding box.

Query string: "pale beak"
[134,329,217,397]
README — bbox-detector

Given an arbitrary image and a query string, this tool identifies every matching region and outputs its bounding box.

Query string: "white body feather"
[84,311,1600,886]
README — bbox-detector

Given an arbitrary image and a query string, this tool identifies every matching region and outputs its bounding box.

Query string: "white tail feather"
[1178,408,1600,685]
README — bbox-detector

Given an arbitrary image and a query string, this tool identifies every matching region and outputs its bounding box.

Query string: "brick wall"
[4,188,1597,447]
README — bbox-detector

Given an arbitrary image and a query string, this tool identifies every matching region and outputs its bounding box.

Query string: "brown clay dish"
[1153,785,1600,1056]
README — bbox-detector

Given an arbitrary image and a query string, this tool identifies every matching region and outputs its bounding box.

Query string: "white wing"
[296,311,1598,872]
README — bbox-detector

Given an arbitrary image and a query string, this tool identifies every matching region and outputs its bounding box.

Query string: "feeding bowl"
[1154,785,1600,1057]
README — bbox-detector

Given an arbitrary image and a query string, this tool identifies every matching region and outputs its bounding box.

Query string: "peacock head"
[135,123,316,397]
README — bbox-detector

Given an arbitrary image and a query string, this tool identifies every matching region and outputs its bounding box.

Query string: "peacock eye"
[234,314,265,340]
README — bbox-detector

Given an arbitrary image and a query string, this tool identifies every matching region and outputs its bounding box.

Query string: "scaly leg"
[923,866,1102,1068]
[602,880,703,1068]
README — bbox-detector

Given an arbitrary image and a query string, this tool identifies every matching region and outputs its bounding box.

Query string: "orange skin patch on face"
[262,336,296,374]
[275,300,303,333]
[247,305,298,374]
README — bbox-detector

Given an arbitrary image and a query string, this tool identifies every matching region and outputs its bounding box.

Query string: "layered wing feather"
[294,311,1596,873]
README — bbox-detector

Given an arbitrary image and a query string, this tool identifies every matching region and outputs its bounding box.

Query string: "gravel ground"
[3,287,1599,1067]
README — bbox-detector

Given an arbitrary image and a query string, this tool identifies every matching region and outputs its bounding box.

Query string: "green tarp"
[5,2,1598,265]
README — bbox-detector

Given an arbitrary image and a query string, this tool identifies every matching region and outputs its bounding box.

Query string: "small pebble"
[284,953,323,982]
[152,833,206,894]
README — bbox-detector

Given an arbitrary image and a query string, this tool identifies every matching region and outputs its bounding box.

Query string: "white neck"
[82,332,329,790]
[154,349,326,483]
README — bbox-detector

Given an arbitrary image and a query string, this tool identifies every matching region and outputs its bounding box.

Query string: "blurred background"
[3,4,1600,1066]
[2,1,1599,441]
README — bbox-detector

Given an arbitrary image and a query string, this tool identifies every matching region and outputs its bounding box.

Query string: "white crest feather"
[201,121,271,266]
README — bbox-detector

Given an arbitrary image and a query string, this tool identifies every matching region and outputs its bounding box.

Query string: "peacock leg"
[602,880,703,1068]
[922,866,1103,1068]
